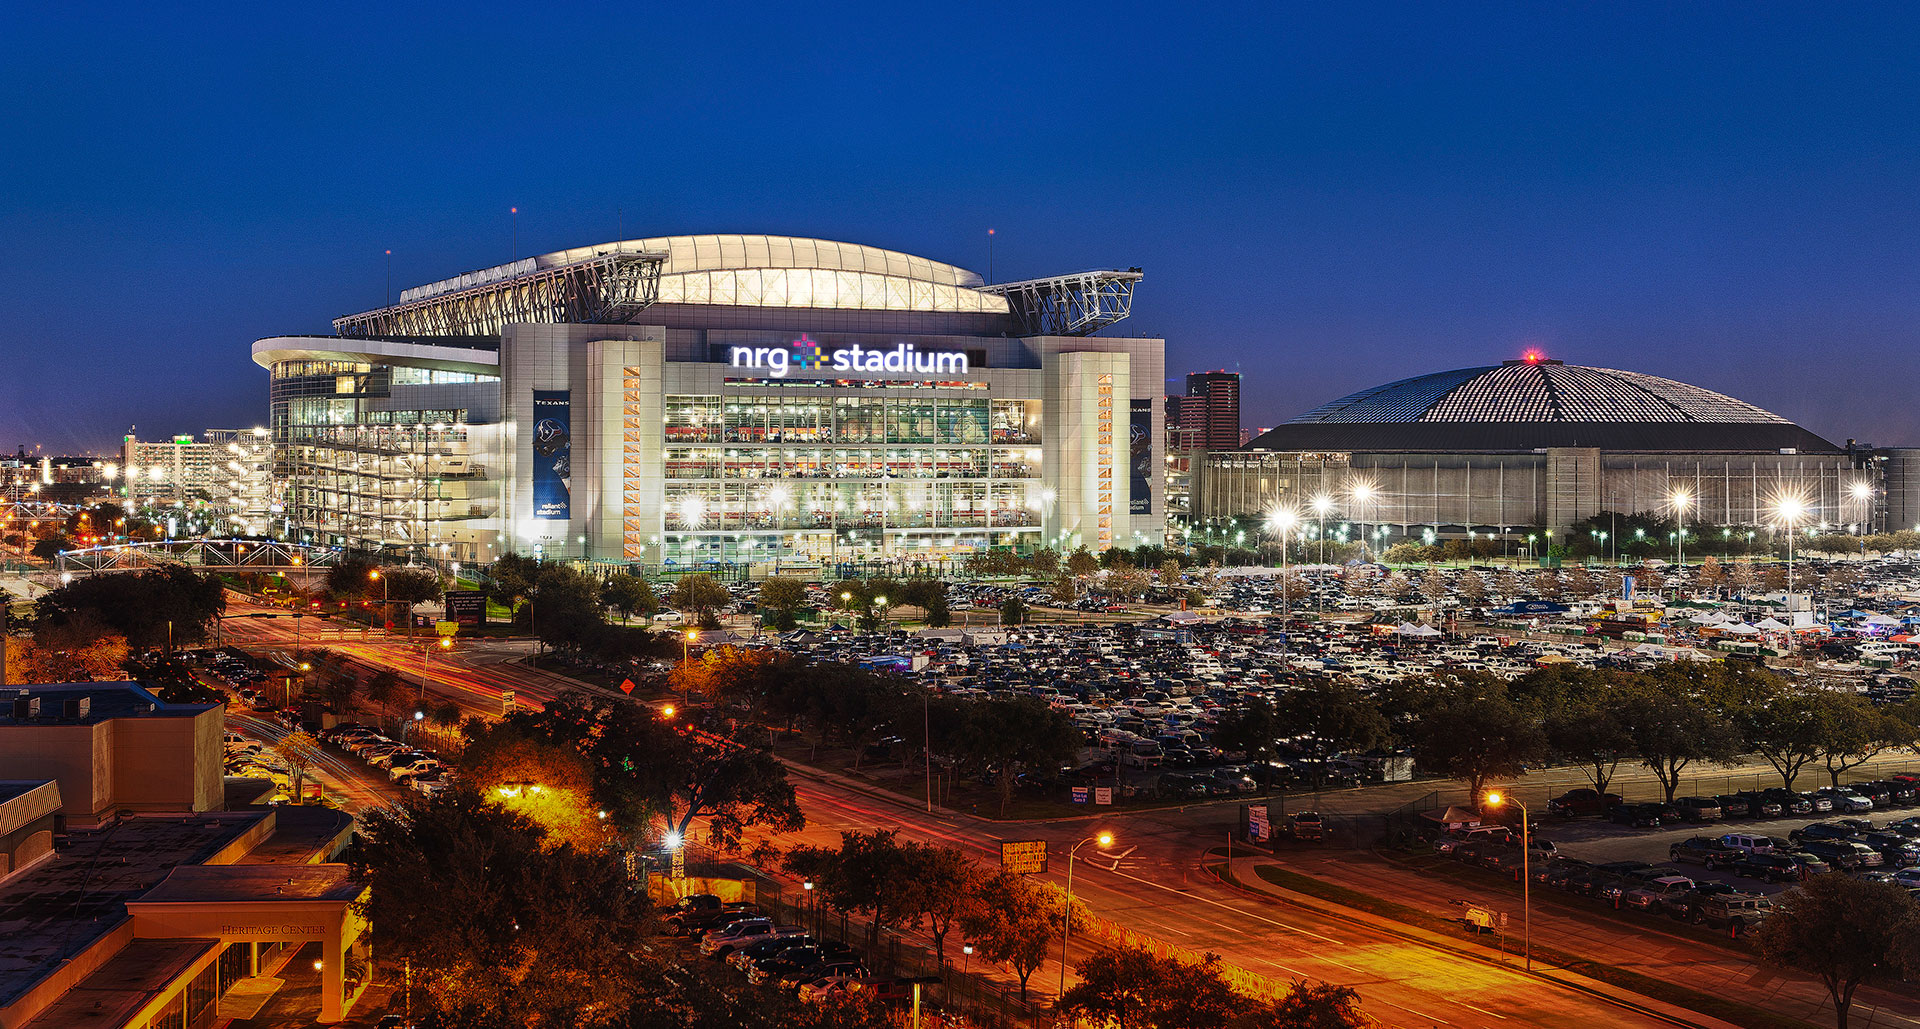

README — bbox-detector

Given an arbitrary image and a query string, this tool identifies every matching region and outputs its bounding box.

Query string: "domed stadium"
[1245,357,1838,454]
[1194,355,1873,538]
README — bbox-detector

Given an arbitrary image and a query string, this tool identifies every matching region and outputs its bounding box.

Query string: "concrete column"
[249,940,260,977]
[320,929,346,1023]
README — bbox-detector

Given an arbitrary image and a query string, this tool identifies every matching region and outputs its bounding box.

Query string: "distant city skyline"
[5,4,1918,453]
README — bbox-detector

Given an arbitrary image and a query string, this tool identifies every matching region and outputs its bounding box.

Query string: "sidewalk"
[1222,854,1754,1029]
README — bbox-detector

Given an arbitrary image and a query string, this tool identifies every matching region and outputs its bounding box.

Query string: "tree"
[783,830,926,948]
[1716,671,1823,790]
[1273,680,1388,790]
[1758,874,1914,1029]
[9,611,129,683]
[1213,697,1284,791]
[1405,675,1546,801]
[1727,561,1758,596]
[273,732,321,803]
[897,578,947,623]
[485,692,803,849]
[1000,597,1028,625]
[1618,672,1740,802]
[1539,674,1635,795]
[351,789,650,1027]
[1697,555,1725,597]
[1159,559,1184,590]
[459,725,609,848]
[29,536,70,562]
[1066,547,1100,577]
[34,565,224,655]
[671,574,732,628]
[382,567,443,635]
[947,696,1083,815]
[485,553,542,609]
[1812,693,1912,788]
[961,870,1064,999]
[1237,980,1371,1029]
[364,669,406,725]
[756,576,806,630]
[599,572,658,623]
[325,557,377,601]
[1058,946,1250,1029]
[900,844,978,967]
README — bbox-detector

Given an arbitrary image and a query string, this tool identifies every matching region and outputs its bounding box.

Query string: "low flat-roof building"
[0,684,224,827]
[0,682,367,1028]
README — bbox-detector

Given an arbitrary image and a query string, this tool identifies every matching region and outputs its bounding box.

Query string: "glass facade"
[632,380,1045,563]
[269,360,499,560]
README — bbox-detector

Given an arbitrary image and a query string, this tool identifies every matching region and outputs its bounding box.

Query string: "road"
[209,600,1832,1027]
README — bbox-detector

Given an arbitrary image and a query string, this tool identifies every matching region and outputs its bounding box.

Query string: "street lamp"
[1061,830,1115,994]
[419,635,450,703]
[1775,495,1806,595]
[1311,494,1333,565]
[1264,506,1298,656]
[1670,491,1692,568]
[1348,481,1376,561]
[1482,791,1530,970]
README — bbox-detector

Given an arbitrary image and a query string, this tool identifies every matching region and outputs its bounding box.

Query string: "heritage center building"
[253,235,1165,568]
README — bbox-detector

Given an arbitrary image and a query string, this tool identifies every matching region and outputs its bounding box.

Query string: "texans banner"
[532,390,571,520]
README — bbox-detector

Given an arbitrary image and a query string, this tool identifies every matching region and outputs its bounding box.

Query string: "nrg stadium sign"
[728,334,968,378]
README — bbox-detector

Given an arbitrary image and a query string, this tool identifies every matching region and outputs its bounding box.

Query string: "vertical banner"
[1129,399,1152,515]
[531,390,572,521]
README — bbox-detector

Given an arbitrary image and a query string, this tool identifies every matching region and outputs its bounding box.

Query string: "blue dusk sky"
[3,2,1918,453]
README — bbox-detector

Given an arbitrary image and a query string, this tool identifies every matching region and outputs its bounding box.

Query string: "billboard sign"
[1129,399,1152,515]
[531,390,571,520]
[1000,840,1048,874]
[444,590,487,627]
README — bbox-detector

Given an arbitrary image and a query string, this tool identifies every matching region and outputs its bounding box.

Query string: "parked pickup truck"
[1289,811,1325,841]
[1669,836,1740,867]
[1548,789,1623,818]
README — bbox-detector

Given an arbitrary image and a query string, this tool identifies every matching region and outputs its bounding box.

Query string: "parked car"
[1718,832,1783,855]
[1622,875,1696,911]
[1548,788,1623,818]
[1797,839,1883,871]
[1669,836,1740,867]
[1673,797,1723,822]
[1659,882,1741,921]
[1789,822,1866,846]
[1712,793,1753,819]
[1694,894,1773,936]
[1855,832,1920,867]
[1732,791,1784,818]
[1817,787,1874,813]
[1609,803,1664,828]
[1729,852,1806,883]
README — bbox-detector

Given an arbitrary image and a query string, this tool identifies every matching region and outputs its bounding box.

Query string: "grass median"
[1228,862,1819,1029]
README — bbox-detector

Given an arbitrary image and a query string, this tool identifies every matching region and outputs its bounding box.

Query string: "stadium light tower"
[1774,495,1806,595]
[1669,490,1692,568]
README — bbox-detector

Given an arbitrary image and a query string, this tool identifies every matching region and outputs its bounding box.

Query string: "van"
[1718,833,1779,855]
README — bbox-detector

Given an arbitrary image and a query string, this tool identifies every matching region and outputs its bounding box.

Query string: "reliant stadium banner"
[531,390,571,520]
[1129,399,1152,515]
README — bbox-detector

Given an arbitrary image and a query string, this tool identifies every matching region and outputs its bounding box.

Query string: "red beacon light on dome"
[1521,349,1546,364]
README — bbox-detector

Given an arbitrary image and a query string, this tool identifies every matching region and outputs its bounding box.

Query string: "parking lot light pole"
[1484,791,1529,970]
[1061,830,1114,995]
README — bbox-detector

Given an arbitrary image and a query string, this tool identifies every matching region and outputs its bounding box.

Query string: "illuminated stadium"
[253,234,1165,568]
[1193,355,1882,538]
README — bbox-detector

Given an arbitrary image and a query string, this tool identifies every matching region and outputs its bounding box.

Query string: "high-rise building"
[1181,371,1241,451]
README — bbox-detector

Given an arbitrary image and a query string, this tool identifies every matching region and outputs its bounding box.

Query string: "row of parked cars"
[1549,778,1920,832]
[659,894,919,1006]
[319,724,451,798]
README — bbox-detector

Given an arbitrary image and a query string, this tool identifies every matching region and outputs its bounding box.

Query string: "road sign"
[435,621,458,636]
[620,678,636,695]
[1000,840,1048,874]
[1094,786,1113,806]
[1247,805,1270,842]
[502,690,516,715]
[1071,786,1089,804]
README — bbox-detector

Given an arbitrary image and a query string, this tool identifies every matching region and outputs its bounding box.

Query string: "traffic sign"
[1071,786,1089,804]
[502,690,516,715]
[620,678,636,695]
[1000,840,1048,874]
[1094,786,1113,806]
